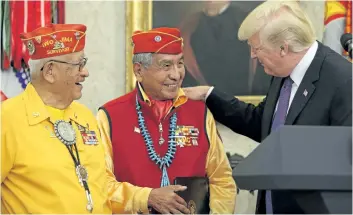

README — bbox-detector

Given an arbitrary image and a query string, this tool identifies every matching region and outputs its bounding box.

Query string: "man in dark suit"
[183,0,352,214]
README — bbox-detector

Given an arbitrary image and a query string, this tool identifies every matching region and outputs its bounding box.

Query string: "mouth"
[75,80,85,86]
[164,84,178,88]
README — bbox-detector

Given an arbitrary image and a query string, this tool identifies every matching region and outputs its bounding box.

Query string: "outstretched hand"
[182,86,211,101]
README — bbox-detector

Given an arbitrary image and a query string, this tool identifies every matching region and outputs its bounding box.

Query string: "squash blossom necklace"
[135,95,177,187]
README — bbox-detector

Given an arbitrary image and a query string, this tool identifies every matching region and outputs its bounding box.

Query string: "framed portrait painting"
[125,1,272,104]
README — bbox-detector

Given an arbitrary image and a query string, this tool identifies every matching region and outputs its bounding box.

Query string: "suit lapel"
[262,77,283,137]
[285,83,315,124]
[285,42,325,124]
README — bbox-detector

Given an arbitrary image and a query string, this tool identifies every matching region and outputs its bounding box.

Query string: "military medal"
[82,131,98,145]
[53,120,94,213]
[174,125,199,147]
[77,124,98,145]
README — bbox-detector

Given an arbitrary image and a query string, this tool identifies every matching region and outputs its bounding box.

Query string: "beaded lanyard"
[135,95,177,187]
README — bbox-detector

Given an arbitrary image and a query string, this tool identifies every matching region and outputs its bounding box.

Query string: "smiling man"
[1,24,111,214]
[97,27,236,214]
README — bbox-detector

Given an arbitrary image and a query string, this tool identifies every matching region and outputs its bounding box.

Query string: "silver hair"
[132,53,153,68]
[27,59,45,81]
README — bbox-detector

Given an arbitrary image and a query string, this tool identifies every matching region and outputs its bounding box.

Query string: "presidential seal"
[188,200,197,215]
[54,120,76,145]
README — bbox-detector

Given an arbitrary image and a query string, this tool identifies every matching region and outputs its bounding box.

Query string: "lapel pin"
[32,112,40,117]
[134,127,140,133]
[303,89,308,97]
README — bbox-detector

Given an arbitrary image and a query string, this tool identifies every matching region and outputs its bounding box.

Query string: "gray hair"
[132,53,153,68]
[27,59,46,81]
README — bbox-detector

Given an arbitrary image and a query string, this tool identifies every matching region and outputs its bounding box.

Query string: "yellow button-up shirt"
[97,84,237,214]
[1,83,111,214]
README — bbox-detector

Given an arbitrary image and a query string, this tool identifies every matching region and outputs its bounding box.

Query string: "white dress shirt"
[275,41,318,113]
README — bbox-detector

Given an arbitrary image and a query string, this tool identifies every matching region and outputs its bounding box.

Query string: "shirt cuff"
[205,86,215,101]
[134,187,153,214]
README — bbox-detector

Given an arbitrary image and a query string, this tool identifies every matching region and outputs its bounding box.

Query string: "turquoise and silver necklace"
[135,95,177,186]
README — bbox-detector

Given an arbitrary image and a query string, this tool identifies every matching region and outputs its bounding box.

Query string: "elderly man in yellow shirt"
[1,24,111,214]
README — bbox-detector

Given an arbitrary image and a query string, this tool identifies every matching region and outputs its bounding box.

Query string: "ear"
[280,42,289,57]
[42,63,56,84]
[133,63,143,82]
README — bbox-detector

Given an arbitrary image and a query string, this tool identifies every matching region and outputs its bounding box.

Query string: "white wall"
[65,1,126,114]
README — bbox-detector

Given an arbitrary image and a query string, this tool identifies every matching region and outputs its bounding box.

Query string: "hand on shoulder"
[182,86,212,101]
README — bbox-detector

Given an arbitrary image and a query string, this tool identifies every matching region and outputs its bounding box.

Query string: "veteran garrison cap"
[132,27,183,54]
[20,24,87,60]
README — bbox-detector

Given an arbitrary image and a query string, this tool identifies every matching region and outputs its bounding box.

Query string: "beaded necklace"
[135,95,177,187]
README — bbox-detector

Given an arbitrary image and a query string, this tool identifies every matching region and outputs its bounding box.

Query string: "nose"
[169,65,181,81]
[81,67,89,78]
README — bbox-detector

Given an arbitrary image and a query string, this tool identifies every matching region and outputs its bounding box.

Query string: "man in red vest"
[97,27,236,214]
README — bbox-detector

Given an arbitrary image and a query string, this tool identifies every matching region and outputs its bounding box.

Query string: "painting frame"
[125,0,265,105]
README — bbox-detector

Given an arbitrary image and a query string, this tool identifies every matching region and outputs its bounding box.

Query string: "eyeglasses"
[41,57,88,71]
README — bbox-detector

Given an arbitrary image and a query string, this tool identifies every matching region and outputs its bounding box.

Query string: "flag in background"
[1,0,65,100]
[322,0,352,56]
[343,0,352,58]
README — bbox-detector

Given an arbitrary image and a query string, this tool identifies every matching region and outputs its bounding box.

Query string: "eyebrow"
[158,59,173,65]
[159,56,184,63]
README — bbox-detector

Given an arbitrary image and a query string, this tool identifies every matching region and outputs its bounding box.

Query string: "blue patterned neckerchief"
[135,95,178,186]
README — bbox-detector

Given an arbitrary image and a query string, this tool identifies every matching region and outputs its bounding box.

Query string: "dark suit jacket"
[205,42,352,214]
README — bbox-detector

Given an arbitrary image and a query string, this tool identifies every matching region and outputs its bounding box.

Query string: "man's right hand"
[147,185,190,214]
[183,86,211,101]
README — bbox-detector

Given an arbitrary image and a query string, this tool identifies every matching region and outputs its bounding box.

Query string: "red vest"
[101,89,210,188]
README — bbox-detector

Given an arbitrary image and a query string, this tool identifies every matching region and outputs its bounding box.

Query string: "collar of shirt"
[23,83,88,127]
[218,3,231,15]
[136,82,188,108]
[290,41,318,87]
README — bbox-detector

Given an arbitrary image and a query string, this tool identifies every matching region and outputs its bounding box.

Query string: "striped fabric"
[1,0,65,70]
[344,0,352,58]
[323,0,352,56]
[0,0,65,100]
